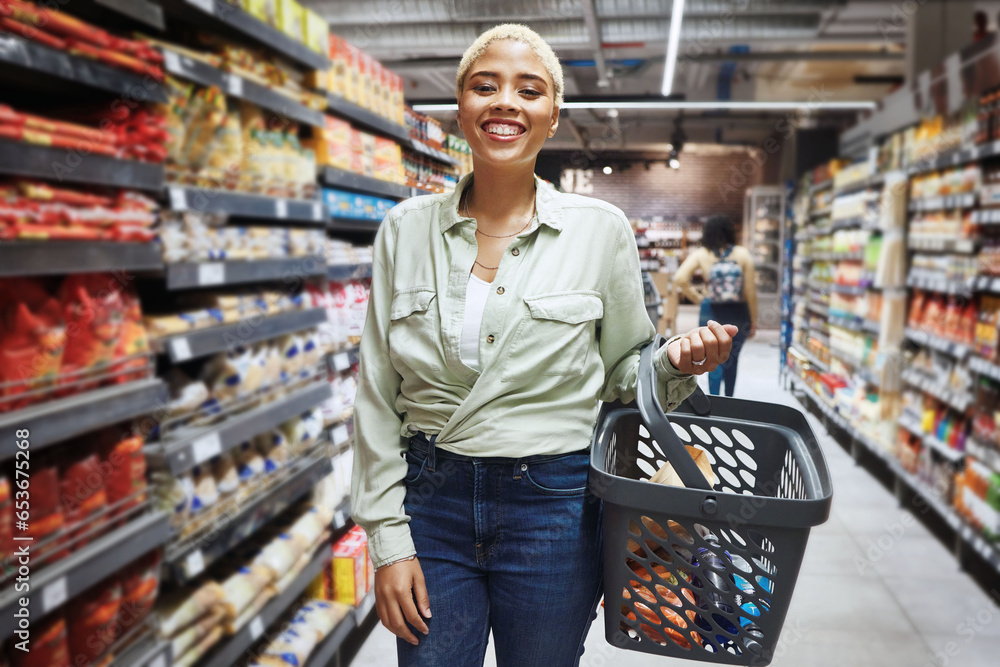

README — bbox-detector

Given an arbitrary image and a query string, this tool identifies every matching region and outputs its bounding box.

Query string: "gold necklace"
[462,188,535,238]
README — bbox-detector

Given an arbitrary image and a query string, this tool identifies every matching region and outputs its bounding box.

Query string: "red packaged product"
[12,613,70,667]
[118,551,160,627]
[66,581,122,664]
[0,475,12,577]
[59,273,125,381]
[0,278,66,411]
[27,461,65,561]
[0,15,67,50]
[60,452,107,548]
[108,286,149,383]
[97,432,146,517]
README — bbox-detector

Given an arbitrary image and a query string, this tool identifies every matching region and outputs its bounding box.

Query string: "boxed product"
[243,0,278,26]
[323,189,395,221]
[302,7,328,54]
[331,526,368,606]
[276,0,304,43]
[305,116,352,170]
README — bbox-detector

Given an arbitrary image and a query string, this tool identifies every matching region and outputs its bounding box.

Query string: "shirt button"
[496,286,505,295]
[486,334,495,344]
[511,248,520,256]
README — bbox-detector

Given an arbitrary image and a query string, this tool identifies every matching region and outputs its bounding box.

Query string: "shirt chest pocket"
[388,289,442,372]
[502,291,604,381]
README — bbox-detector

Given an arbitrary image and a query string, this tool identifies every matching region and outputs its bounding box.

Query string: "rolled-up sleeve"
[599,213,697,409]
[350,214,416,569]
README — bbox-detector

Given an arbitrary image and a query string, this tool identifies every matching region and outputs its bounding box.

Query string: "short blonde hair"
[455,24,564,108]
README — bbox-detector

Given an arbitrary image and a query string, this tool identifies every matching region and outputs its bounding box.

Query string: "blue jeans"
[398,433,604,667]
[699,300,750,397]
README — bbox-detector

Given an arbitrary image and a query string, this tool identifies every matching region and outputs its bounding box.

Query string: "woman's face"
[457,39,560,171]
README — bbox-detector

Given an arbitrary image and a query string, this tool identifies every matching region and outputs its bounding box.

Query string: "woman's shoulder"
[549,190,630,232]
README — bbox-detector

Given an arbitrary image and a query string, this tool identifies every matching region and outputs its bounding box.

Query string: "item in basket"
[648,446,717,488]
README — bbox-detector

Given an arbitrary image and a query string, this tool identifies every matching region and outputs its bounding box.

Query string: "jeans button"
[521,464,527,472]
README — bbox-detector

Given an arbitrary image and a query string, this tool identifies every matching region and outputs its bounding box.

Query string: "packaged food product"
[59,274,125,379]
[173,626,224,667]
[190,464,219,514]
[119,551,161,626]
[254,533,301,579]
[12,614,69,667]
[67,581,122,662]
[60,451,108,547]
[0,278,66,410]
[331,529,367,605]
[235,441,266,481]
[157,581,226,637]
[0,475,12,577]
[263,625,317,665]
[170,606,225,659]
[98,433,147,518]
[219,565,274,619]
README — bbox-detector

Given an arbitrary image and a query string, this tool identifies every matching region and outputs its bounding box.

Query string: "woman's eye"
[521,89,541,97]
[474,85,495,93]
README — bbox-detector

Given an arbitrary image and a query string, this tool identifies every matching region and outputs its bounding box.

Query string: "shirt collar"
[439,172,564,234]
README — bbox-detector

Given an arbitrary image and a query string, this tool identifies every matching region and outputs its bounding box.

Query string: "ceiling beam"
[685,50,904,62]
[580,0,611,88]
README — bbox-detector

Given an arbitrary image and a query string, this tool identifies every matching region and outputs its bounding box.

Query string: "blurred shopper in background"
[352,23,736,667]
[674,215,757,397]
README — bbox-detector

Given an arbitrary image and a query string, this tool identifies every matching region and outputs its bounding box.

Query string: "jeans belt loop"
[426,433,437,472]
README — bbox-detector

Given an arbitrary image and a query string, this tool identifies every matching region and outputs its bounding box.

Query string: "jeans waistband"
[409,432,588,468]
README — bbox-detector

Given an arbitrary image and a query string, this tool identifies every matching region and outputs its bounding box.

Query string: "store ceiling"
[305,0,909,150]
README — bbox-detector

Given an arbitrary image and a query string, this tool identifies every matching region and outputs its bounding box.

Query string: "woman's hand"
[374,558,431,645]
[667,320,738,375]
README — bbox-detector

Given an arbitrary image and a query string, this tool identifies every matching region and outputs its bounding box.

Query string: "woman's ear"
[548,107,560,138]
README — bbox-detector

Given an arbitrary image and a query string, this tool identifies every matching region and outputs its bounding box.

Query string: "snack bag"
[59,273,125,380]
[0,278,66,410]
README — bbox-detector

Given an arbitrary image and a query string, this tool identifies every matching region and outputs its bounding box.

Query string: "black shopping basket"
[589,335,832,666]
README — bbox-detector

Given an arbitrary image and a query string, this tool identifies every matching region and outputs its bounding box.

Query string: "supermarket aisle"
[352,339,1000,667]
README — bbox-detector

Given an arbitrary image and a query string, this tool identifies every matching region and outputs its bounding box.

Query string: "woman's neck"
[466,161,537,224]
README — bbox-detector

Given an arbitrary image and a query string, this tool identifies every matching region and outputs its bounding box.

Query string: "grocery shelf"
[968,275,1000,294]
[832,173,885,197]
[154,307,328,362]
[908,193,977,212]
[969,354,1000,383]
[329,345,361,372]
[0,140,165,191]
[806,301,829,317]
[830,283,869,296]
[791,375,1000,576]
[906,273,973,295]
[968,438,1000,476]
[810,206,833,218]
[812,251,864,261]
[329,415,355,454]
[904,328,969,360]
[164,256,326,289]
[328,262,373,281]
[166,186,327,223]
[161,50,324,127]
[325,92,412,143]
[0,242,164,277]
[971,209,1000,225]
[108,635,171,667]
[198,542,332,667]
[831,216,870,231]
[809,179,833,195]
[155,379,333,474]
[806,280,830,293]
[354,590,376,624]
[319,166,412,200]
[0,511,169,641]
[828,348,880,387]
[159,0,329,71]
[329,216,384,233]
[305,611,359,667]
[828,315,878,334]
[907,237,978,253]
[0,379,167,460]
[901,369,973,412]
[92,0,165,29]
[166,453,333,584]
[332,496,352,532]
[907,140,1000,175]
[898,413,965,462]
[0,33,168,102]
[792,345,830,373]
[409,139,462,167]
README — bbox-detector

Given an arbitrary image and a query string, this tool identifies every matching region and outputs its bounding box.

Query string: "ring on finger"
[692,358,707,366]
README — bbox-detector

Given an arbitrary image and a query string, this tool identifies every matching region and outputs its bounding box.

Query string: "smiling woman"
[351,23,738,667]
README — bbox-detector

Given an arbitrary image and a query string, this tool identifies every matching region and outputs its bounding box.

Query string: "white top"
[460,273,492,371]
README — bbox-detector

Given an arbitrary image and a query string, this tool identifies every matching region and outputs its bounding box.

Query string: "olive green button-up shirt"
[352,173,696,567]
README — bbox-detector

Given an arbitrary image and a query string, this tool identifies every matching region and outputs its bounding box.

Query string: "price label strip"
[192,432,223,464]
[41,577,68,614]
[198,262,226,286]
[185,549,206,578]
[170,337,193,362]
[249,615,265,640]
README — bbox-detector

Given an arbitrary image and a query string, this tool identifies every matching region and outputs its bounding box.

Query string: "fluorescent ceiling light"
[411,100,878,112]
[662,0,685,96]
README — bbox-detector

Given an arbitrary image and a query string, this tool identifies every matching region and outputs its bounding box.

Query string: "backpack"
[707,246,744,304]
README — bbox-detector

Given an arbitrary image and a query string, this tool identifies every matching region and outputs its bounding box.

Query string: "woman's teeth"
[485,124,522,136]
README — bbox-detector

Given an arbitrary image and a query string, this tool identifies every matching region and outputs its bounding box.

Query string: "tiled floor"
[352,318,1000,667]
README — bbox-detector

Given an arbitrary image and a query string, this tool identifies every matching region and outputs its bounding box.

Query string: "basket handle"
[637,334,714,490]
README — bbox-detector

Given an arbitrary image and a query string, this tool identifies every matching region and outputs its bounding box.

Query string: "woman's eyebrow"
[469,71,548,87]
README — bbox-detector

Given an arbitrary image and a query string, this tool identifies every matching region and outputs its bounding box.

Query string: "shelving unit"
[0,141,165,190]
[166,186,327,223]
[163,256,327,290]
[319,166,413,200]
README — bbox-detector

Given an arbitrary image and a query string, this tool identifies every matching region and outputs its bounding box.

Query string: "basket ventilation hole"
[693,444,716,465]
[718,467,742,489]
[671,422,692,442]
[628,520,642,536]
[754,555,777,577]
[728,552,753,574]
[734,448,758,471]
[712,613,740,637]
[636,458,658,478]
[749,530,776,554]
[626,559,652,581]
[690,424,712,444]
[637,442,654,459]
[710,427,734,448]
[714,447,737,468]
[651,440,666,457]
[639,424,650,438]
[739,469,757,488]
[731,429,755,451]
[726,529,748,548]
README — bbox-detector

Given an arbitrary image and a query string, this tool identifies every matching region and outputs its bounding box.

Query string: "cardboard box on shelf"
[332,526,368,606]
[305,116,352,170]
[302,7,328,54]
[276,0,304,43]
[244,0,278,26]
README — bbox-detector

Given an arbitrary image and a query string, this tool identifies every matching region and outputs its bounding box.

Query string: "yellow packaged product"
[276,0,304,44]
[329,34,349,99]
[302,7,328,54]
[304,68,329,92]
[345,41,360,104]
[244,0,278,26]
[357,50,371,110]
[370,60,383,118]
